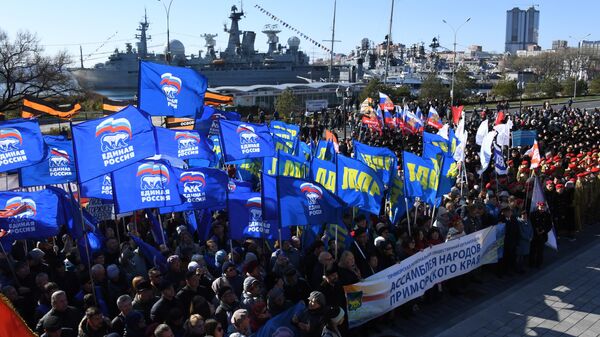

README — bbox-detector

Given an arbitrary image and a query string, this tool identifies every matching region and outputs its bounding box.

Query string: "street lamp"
[442,17,471,107]
[569,33,591,100]
[159,0,174,64]
[336,86,351,139]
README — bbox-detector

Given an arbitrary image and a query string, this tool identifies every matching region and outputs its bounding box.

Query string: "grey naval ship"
[70,6,338,90]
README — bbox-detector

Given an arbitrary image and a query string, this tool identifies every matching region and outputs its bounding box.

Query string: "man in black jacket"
[150,280,183,324]
[530,201,553,268]
[36,290,82,337]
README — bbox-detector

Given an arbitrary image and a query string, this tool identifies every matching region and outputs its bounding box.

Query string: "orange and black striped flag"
[165,117,195,130]
[22,96,81,119]
[204,91,233,107]
[102,98,137,116]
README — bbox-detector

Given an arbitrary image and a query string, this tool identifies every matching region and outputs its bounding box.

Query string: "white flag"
[475,120,489,145]
[478,130,497,175]
[493,118,512,147]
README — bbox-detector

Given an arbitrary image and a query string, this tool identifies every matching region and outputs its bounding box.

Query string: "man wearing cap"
[228,308,251,337]
[530,202,553,268]
[215,286,240,333]
[212,261,244,300]
[150,280,183,324]
[132,280,157,324]
[40,315,74,337]
[292,291,327,337]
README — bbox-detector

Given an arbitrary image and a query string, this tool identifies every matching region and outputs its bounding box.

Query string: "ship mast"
[325,0,340,82]
[225,5,244,56]
[135,9,151,58]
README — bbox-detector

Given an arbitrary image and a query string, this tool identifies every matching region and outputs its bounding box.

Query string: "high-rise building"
[505,6,539,54]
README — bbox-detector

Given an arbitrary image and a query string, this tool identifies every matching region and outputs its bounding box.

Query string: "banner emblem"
[0,196,36,218]
[180,171,206,202]
[160,73,182,108]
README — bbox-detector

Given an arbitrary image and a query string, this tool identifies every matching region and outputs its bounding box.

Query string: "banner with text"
[344,224,505,328]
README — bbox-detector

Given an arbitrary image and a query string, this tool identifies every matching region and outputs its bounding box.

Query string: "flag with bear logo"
[111,159,182,214]
[218,120,274,162]
[227,191,276,240]
[0,189,59,241]
[155,127,215,162]
[20,135,76,187]
[72,105,157,183]
[159,167,228,214]
[0,119,45,173]
[138,61,208,117]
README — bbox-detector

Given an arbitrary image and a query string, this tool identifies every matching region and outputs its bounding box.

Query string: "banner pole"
[334,224,338,261]
[404,197,412,237]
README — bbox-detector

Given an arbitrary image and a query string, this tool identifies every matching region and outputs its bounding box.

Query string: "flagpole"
[334,224,338,261]
[156,209,167,249]
[68,120,97,306]
[113,211,122,245]
[404,197,412,237]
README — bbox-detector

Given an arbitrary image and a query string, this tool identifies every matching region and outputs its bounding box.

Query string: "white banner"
[344,224,505,328]
[305,99,328,112]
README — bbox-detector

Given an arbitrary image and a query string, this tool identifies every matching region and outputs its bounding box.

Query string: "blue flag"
[269,121,300,138]
[72,105,157,183]
[138,61,207,117]
[325,222,352,250]
[219,120,274,162]
[78,231,104,266]
[0,189,59,240]
[235,158,262,184]
[0,119,45,173]
[227,179,253,194]
[80,174,113,200]
[195,106,241,137]
[111,159,182,214]
[299,142,312,161]
[422,132,452,159]
[389,174,408,224]
[353,141,398,186]
[155,127,215,162]
[263,152,308,178]
[159,167,228,213]
[253,302,304,337]
[20,135,76,187]
[336,155,384,215]
[262,174,344,227]
[309,157,337,194]
[315,140,335,161]
[144,209,166,246]
[130,235,168,270]
[47,186,97,240]
[227,191,276,240]
[403,151,440,205]
[421,132,458,198]
[272,134,297,155]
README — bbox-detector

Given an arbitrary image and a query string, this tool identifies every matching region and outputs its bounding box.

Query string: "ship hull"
[70,65,336,91]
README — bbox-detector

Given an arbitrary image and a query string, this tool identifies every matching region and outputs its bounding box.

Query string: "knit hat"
[308,291,326,307]
[28,248,45,260]
[231,309,249,325]
[188,261,200,272]
[243,276,259,292]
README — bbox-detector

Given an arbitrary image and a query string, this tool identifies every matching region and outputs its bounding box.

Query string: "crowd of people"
[1,99,599,337]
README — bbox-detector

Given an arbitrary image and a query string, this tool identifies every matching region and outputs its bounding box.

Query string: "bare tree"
[0,29,78,112]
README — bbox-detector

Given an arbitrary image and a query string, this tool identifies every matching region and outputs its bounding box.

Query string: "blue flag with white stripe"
[155,127,214,162]
[219,120,274,162]
[138,61,208,117]
[0,119,45,173]
[0,189,59,240]
[195,106,241,137]
[111,159,182,214]
[227,191,276,240]
[20,135,76,187]
[159,167,228,213]
[72,105,156,183]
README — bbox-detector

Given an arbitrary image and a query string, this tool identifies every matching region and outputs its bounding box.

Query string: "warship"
[70,6,337,91]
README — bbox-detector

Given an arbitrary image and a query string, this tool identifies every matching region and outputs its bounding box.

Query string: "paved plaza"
[436,235,600,337]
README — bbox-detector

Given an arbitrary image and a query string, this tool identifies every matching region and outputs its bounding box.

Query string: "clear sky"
[1,0,597,67]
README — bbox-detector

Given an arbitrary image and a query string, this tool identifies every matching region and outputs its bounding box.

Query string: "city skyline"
[1,0,597,67]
